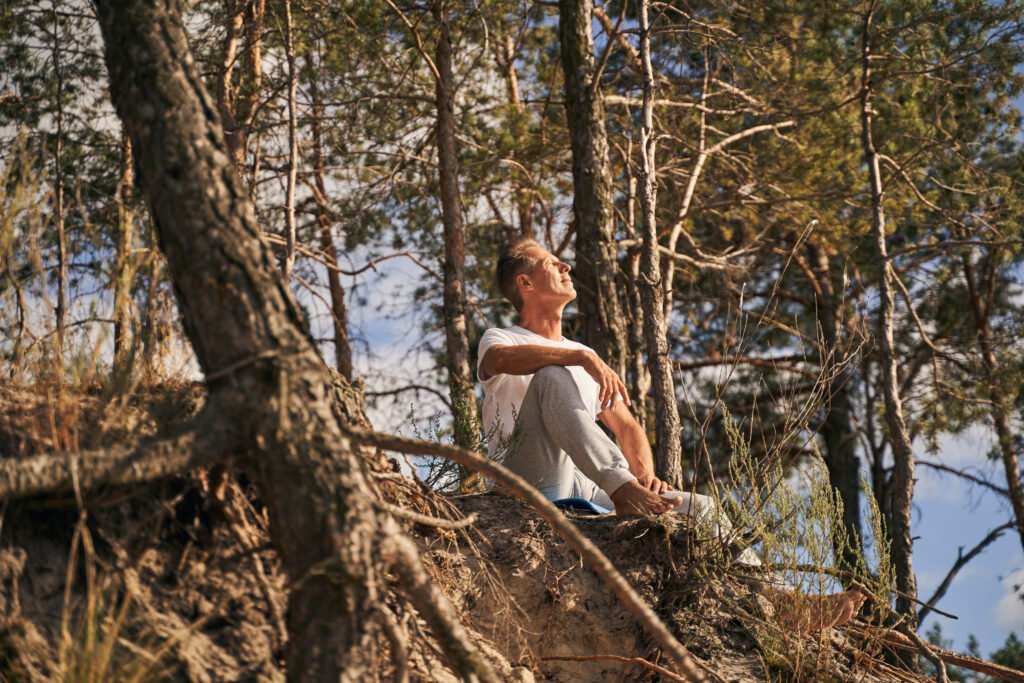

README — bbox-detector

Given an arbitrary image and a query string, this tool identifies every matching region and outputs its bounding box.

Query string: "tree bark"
[93,1,495,679]
[113,135,137,370]
[962,255,1024,553]
[559,0,627,377]
[636,0,683,488]
[51,5,67,365]
[306,45,354,380]
[861,1,918,625]
[216,0,265,178]
[433,0,481,454]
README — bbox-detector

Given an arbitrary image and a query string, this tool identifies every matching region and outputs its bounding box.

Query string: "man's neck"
[517,304,565,341]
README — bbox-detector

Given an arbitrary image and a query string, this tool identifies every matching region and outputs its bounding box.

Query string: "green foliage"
[923,623,971,682]
[703,404,894,680]
[990,631,1024,679]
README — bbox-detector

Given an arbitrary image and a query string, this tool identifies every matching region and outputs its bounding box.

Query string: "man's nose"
[558,261,571,273]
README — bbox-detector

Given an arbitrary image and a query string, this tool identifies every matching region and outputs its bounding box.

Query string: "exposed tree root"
[0,417,225,500]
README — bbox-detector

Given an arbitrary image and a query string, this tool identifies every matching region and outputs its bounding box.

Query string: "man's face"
[520,246,576,306]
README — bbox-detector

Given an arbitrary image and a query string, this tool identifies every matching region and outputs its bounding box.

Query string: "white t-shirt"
[476,325,601,459]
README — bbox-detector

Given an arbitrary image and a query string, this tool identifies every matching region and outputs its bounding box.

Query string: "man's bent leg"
[505,366,634,500]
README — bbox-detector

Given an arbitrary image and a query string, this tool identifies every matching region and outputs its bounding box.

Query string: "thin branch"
[378,500,479,530]
[665,120,796,258]
[262,233,442,281]
[383,0,440,81]
[605,94,748,116]
[366,384,454,410]
[751,563,958,621]
[916,459,1009,497]
[918,521,1014,624]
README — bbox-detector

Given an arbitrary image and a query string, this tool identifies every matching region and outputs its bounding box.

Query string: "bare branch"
[918,521,1014,624]
[916,459,1009,497]
[665,120,796,258]
[262,233,442,280]
[366,384,454,411]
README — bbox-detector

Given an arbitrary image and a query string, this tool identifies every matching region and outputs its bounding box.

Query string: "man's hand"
[635,472,672,495]
[610,480,675,516]
[579,350,629,411]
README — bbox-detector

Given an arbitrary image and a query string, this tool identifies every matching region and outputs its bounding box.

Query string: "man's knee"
[531,365,573,386]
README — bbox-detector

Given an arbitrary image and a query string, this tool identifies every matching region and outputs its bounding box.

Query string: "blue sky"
[913,429,1023,652]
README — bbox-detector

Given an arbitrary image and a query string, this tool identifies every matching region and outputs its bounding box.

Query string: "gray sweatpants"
[504,365,761,565]
[502,366,635,506]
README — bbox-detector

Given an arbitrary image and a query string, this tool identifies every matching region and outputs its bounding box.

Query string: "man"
[478,237,675,516]
[477,237,865,628]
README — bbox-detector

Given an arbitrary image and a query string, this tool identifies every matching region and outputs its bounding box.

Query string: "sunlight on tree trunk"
[433,0,481,457]
[636,0,683,488]
[559,0,628,378]
[860,0,918,630]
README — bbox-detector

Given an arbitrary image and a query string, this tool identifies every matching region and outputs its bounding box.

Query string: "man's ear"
[516,273,531,290]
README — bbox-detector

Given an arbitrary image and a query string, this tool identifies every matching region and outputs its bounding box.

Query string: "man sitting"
[477,237,864,629]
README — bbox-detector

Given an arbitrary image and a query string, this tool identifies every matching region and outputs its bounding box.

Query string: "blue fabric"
[551,497,611,515]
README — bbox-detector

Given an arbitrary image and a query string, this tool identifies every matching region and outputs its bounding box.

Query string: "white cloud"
[994,569,1024,630]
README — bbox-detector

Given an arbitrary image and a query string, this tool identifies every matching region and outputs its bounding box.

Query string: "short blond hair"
[496,237,540,311]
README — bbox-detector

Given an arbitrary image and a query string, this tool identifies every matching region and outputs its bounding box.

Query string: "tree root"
[0,418,227,500]
[381,520,501,683]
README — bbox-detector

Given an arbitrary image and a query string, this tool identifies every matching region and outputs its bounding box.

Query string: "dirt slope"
[0,384,935,681]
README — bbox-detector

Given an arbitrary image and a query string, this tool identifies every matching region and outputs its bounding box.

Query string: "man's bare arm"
[480,344,585,379]
[481,344,628,410]
[599,401,671,494]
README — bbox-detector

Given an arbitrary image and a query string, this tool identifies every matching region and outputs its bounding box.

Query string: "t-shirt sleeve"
[476,328,517,383]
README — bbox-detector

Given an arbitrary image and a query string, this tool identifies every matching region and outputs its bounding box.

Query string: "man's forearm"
[480,344,586,379]
[616,421,656,477]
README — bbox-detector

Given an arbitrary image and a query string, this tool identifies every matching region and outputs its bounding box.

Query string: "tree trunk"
[559,0,627,377]
[306,45,354,381]
[51,6,67,366]
[808,243,863,572]
[861,3,918,625]
[433,0,481,454]
[281,0,298,279]
[93,2,495,679]
[113,135,137,371]
[962,255,1024,552]
[216,0,265,178]
[636,0,683,488]
[624,159,649,428]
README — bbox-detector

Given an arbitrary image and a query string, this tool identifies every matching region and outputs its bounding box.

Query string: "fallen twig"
[848,624,1024,683]
[377,499,479,530]
[542,654,699,682]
